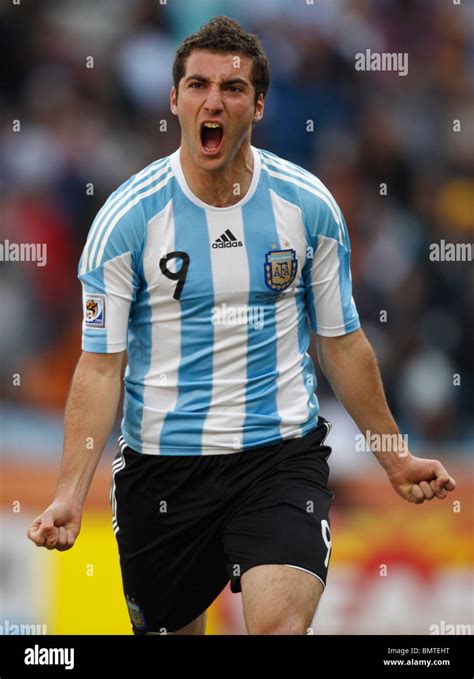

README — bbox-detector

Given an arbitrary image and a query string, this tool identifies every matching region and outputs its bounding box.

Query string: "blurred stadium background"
[1,0,472,635]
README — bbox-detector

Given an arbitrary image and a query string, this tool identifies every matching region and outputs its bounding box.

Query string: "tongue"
[202,127,222,149]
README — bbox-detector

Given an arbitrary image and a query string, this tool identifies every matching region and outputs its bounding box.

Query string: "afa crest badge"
[264,249,298,292]
[126,596,147,631]
[84,294,106,328]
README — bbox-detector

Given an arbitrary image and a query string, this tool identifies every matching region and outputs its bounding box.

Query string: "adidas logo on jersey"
[212,230,243,248]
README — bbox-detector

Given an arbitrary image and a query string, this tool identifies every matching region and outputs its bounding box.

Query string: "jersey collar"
[169,145,261,212]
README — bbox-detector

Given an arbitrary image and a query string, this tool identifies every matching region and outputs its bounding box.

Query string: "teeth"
[203,122,221,128]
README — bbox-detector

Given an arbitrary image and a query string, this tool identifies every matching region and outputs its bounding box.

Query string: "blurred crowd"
[1,0,473,444]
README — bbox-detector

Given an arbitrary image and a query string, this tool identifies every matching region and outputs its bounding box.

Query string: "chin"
[194,151,228,171]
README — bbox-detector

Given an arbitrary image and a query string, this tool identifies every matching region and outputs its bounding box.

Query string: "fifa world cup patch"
[264,248,298,292]
[84,294,106,328]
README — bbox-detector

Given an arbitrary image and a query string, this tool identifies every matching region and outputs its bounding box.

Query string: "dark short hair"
[172,16,271,106]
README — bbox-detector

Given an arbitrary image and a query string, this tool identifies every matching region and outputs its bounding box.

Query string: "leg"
[241,564,324,635]
[145,611,207,635]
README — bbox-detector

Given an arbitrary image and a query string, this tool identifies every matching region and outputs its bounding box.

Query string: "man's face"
[170,50,264,171]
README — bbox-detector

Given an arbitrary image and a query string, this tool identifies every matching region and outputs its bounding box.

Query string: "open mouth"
[200,121,224,154]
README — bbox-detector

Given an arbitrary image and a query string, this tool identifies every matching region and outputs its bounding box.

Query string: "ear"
[170,87,178,116]
[253,94,264,123]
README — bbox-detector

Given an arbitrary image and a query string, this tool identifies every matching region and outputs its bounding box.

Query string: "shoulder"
[100,154,174,227]
[79,155,174,275]
[257,147,347,247]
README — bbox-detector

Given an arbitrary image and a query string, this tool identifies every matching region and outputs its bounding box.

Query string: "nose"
[203,84,223,113]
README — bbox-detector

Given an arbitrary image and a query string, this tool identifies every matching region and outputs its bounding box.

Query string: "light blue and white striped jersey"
[78,146,360,455]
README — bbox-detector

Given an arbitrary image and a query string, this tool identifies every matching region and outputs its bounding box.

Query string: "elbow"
[316,328,372,372]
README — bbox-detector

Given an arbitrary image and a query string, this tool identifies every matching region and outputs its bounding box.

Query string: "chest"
[141,194,309,307]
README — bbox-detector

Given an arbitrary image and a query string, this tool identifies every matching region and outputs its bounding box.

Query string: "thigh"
[241,564,324,634]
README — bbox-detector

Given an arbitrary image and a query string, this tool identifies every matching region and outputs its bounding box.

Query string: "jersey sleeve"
[303,192,360,337]
[77,191,145,353]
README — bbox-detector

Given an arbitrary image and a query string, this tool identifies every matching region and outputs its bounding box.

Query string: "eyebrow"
[184,75,249,87]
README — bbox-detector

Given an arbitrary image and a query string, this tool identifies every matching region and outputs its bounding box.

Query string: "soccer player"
[27,16,456,635]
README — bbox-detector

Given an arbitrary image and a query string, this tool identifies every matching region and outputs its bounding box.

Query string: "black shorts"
[109,417,335,634]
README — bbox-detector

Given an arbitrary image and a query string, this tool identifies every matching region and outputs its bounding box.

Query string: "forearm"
[317,329,408,472]
[54,353,123,507]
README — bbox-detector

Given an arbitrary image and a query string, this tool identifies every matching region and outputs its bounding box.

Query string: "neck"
[179,141,254,208]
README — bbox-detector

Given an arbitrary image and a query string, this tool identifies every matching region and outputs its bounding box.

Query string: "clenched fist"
[386,456,456,505]
[27,500,82,551]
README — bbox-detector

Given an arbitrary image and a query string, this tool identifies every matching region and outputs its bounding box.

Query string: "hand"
[386,455,456,504]
[27,500,82,551]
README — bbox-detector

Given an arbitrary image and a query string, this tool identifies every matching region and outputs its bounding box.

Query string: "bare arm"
[316,328,456,503]
[316,329,402,467]
[55,350,125,505]
[27,350,125,550]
